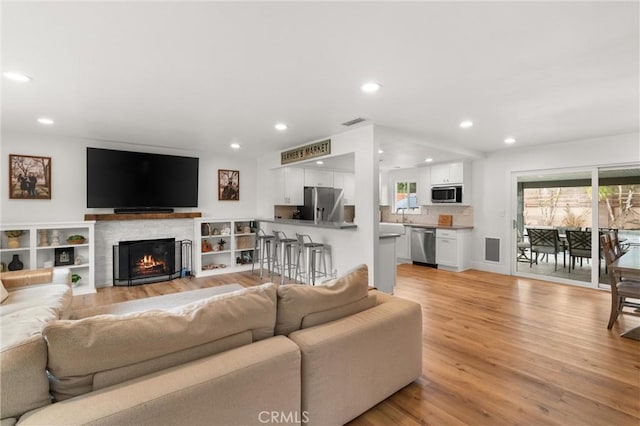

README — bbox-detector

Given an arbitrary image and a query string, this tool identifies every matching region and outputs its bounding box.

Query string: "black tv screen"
[87,148,199,209]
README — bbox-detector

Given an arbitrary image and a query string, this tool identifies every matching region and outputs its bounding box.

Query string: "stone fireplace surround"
[94,218,195,287]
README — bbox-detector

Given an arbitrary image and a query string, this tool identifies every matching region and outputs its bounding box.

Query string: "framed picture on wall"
[218,169,239,201]
[8,154,52,199]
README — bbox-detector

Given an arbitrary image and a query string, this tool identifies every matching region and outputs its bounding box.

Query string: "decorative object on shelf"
[8,154,52,199]
[74,255,85,265]
[201,223,211,236]
[8,254,24,271]
[218,169,239,201]
[50,230,61,246]
[243,226,251,234]
[4,230,24,248]
[66,234,86,245]
[212,227,220,236]
[43,260,54,268]
[71,273,82,287]
[201,240,213,253]
[221,226,231,236]
[0,262,6,272]
[54,247,74,267]
[236,223,243,233]
[217,239,227,251]
[38,229,49,246]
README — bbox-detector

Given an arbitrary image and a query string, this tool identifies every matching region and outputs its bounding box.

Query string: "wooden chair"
[527,228,565,271]
[566,230,591,273]
[600,233,640,329]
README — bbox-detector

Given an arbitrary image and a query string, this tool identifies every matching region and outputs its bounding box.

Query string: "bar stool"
[295,234,327,285]
[272,231,298,285]
[252,229,275,279]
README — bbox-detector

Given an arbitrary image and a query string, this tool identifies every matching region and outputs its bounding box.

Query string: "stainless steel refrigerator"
[301,187,344,223]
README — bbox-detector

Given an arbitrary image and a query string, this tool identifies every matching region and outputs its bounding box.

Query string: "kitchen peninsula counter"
[405,224,474,230]
[258,218,357,229]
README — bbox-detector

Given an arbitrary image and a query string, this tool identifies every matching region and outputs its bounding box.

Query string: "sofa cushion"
[43,283,277,400]
[0,284,72,318]
[275,264,371,335]
[1,279,7,304]
[0,307,58,419]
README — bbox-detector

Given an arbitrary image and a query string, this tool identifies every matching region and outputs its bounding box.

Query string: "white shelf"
[0,221,96,295]
[194,218,256,277]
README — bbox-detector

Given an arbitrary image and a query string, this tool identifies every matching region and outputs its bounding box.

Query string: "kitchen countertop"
[382,222,473,230]
[258,218,357,229]
[379,232,401,239]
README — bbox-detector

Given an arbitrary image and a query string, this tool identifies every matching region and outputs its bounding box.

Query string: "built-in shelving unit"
[193,218,256,276]
[0,221,96,295]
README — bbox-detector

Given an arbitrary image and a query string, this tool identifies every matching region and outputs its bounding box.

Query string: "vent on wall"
[485,238,500,262]
[341,117,367,126]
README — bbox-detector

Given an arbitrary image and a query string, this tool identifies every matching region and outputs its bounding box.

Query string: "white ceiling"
[2,2,638,169]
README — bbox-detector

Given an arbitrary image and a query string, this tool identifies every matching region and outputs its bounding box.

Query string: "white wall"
[257,125,379,285]
[1,131,258,222]
[470,132,640,274]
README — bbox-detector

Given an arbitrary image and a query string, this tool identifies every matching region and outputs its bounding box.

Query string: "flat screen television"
[87,147,199,211]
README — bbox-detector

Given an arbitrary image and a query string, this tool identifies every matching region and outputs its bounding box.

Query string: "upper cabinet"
[430,162,464,185]
[272,167,304,205]
[304,169,334,187]
[334,172,355,205]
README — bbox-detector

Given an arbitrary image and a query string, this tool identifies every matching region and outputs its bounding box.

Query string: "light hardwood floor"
[72,265,640,425]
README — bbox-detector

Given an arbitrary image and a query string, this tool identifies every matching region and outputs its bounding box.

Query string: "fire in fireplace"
[117,238,176,282]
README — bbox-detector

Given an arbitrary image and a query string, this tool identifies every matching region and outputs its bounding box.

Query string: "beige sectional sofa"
[0,268,72,423]
[1,265,422,426]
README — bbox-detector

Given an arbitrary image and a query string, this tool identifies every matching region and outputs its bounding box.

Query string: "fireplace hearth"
[113,238,192,286]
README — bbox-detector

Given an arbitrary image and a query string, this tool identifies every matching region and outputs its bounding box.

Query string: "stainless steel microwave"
[431,185,462,203]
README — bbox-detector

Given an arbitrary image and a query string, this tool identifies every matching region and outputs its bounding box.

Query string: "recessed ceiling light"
[425,158,433,162]
[3,71,32,83]
[459,120,473,129]
[504,137,516,144]
[378,149,384,154]
[361,82,382,93]
[230,143,241,149]
[275,123,288,131]
[316,161,324,165]
[37,117,54,125]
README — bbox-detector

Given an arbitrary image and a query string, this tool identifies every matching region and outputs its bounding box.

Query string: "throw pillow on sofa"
[0,279,7,304]
[275,264,376,335]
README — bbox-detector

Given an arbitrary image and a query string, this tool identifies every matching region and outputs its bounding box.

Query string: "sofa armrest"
[17,336,301,426]
[288,296,422,426]
[0,269,54,290]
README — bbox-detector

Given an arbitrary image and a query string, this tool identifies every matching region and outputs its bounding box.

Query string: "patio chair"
[566,230,592,273]
[517,228,530,262]
[600,233,640,329]
[526,228,565,271]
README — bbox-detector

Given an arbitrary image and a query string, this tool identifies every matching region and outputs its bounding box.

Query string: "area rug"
[71,284,245,319]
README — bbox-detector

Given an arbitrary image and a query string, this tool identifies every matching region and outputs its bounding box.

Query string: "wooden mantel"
[84,212,202,221]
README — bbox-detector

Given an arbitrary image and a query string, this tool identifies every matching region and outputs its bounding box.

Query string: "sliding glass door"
[513,166,640,288]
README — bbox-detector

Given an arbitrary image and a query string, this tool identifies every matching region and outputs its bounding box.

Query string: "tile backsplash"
[380,205,473,227]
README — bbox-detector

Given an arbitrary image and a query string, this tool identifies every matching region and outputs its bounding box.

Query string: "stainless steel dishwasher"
[410,227,437,266]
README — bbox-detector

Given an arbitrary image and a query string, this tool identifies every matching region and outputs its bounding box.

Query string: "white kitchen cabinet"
[304,169,333,187]
[397,226,412,261]
[379,171,390,206]
[436,228,471,272]
[431,162,464,185]
[334,172,355,205]
[0,221,96,295]
[273,167,304,205]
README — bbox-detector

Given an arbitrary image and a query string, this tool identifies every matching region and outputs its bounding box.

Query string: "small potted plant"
[4,230,24,248]
[218,239,227,251]
[71,273,82,287]
[66,234,86,245]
